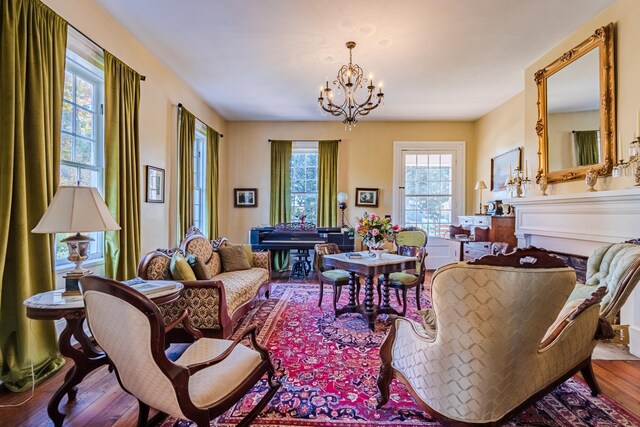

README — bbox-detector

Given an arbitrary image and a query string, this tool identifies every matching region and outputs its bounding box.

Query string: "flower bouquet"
[353,212,399,258]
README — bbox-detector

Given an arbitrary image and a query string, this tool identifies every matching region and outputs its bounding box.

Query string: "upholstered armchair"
[566,241,640,323]
[377,248,609,425]
[80,276,280,427]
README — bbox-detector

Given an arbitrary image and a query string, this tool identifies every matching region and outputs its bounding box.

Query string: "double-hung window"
[193,123,207,231]
[56,30,105,266]
[290,141,318,224]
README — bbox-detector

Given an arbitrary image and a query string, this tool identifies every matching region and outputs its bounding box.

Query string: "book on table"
[130,282,176,296]
[345,252,363,259]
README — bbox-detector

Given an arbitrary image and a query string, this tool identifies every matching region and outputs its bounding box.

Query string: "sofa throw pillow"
[219,245,252,272]
[241,243,255,267]
[187,253,213,280]
[170,251,197,281]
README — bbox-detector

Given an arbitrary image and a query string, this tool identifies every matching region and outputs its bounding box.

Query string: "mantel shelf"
[506,187,640,206]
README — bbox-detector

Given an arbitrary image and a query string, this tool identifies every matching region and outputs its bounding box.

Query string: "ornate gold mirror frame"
[535,23,616,183]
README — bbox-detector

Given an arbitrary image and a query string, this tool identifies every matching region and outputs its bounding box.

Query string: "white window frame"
[290,141,319,224]
[56,44,105,270]
[193,121,207,232]
[392,141,466,233]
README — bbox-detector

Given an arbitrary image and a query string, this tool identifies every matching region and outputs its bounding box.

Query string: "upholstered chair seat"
[377,248,611,426]
[315,243,360,312]
[566,242,640,323]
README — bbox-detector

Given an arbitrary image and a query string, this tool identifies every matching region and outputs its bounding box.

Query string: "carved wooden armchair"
[378,248,611,425]
[80,276,280,427]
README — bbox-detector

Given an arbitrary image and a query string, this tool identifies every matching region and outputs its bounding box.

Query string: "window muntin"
[56,52,104,266]
[193,128,207,231]
[290,147,318,224]
[403,153,453,237]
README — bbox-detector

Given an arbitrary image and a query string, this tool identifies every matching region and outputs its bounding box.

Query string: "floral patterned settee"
[137,227,271,339]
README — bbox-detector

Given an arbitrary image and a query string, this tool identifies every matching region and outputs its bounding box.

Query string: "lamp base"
[62,270,92,296]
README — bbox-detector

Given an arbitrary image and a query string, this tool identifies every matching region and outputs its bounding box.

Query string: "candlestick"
[618,133,622,160]
[525,160,529,179]
[509,163,512,178]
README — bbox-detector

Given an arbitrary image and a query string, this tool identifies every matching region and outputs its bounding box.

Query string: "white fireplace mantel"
[507,188,640,356]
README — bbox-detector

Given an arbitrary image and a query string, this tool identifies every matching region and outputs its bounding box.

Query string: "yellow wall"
[43,0,228,255]
[523,0,640,194]
[223,121,475,242]
[473,92,525,209]
[474,0,640,198]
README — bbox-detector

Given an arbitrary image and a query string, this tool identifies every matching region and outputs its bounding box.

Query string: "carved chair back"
[314,243,340,272]
[80,276,195,418]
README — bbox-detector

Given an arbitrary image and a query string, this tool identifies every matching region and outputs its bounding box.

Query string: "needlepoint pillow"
[219,245,252,272]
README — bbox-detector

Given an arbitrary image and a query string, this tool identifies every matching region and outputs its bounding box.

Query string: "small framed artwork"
[234,188,258,207]
[145,165,165,203]
[491,147,522,191]
[355,188,379,207]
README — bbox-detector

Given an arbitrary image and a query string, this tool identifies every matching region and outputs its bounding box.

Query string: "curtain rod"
[68,23,146,81]
[268,139,342,142]
[178,103,224,137]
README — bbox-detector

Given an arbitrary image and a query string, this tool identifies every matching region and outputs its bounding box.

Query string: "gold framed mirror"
[535,23,616,183]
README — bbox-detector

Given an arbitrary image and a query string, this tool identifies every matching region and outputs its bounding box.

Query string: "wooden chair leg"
[136,400,149,427]
[356,281,361,305]
[416,283,422,311]
[318,280,324,307]
[333,284,340,313]
[401,288,408,316]
[395,288,402,306]
[580,359,601,396]
[376,282,382,305]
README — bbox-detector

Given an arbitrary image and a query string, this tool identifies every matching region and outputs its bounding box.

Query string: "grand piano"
[250,223,354,253]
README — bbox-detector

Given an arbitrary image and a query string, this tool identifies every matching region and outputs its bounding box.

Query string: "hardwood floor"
[1,357,638,426]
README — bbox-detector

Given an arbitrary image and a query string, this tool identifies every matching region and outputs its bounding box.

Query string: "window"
[403,153,453,236]
[56,36,105,266]
[290,142,318,224]
[393,142,465,238]
[193,124,207,231]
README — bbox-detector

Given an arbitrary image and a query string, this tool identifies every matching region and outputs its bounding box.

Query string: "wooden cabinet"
[457,215,517,261]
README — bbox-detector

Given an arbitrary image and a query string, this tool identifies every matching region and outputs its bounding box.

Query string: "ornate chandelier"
[317,41,384,130]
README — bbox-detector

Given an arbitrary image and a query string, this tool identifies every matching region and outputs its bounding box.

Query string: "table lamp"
[337,192,348,228]
[32,186,120,295]
[475,180,487,214]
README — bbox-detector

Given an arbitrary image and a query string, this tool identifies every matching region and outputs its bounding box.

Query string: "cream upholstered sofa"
[137,228,270,340]
[566,241,640,323]
[377,248,608,426]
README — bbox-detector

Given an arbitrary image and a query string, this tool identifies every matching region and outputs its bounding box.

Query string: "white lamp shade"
[475,180,487,191]
[337,192,348,204]
[32,186,120,233]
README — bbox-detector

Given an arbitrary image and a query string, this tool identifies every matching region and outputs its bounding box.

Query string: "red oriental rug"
[161,282,640,426]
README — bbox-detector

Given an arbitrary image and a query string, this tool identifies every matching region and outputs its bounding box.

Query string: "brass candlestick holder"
[506,167,532,198]
[612,137,640,186]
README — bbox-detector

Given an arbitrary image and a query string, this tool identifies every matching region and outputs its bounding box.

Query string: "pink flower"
[393,224,400,231]
[369,213,377,220]
[355,224,362,232]
[371,229,380,236]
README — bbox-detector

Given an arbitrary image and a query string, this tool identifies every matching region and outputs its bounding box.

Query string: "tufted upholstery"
[566,242,640,323]
[380,261,602,424]
[137,229,271,339]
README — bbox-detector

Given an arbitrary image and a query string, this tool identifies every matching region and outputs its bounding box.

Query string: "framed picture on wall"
[145,165,165,203]
[234,188,258,207]
[355,188,379,207]
[491,148,522,191]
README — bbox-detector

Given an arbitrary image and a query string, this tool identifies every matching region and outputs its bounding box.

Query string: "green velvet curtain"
[103,52,141,281]
[574,130,599,166]
[270,140,292,272]
[317,140,339,227]
[178,107,195,241]
[205,126,220,239]
[0,0,67,391]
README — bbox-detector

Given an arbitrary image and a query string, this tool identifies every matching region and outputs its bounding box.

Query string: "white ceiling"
[94,0,614,122]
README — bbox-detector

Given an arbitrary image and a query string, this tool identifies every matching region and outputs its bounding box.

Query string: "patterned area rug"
[161,282,639,426]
